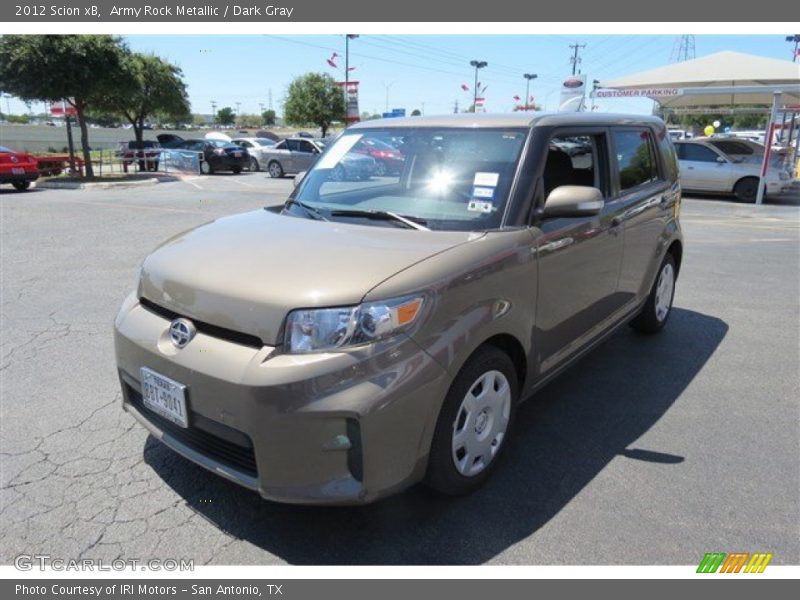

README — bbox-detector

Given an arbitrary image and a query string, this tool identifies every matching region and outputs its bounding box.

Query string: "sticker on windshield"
[473,172,499,187]
[467,200,494,213]
[316,134,363,169]
[471,186,495,199]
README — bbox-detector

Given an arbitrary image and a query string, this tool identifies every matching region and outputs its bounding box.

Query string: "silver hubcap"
[655,263,675,322]
[451,370,511,477]
[269,163,280,177]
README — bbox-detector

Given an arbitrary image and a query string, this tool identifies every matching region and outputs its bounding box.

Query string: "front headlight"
[284,294,425,353]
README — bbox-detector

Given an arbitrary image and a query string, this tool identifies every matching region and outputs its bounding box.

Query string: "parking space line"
[181,178,204,190]
[57,199,209,215]
[224,177,256,188]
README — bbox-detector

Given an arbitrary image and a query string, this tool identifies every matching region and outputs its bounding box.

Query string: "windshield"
[291,127,527,231]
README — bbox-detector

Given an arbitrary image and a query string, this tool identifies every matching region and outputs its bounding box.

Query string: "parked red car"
[0,146,39,191]
[352,137,405,176]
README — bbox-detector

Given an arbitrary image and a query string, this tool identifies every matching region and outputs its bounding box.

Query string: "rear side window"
[612,129,659,192]
[655,127,679,181]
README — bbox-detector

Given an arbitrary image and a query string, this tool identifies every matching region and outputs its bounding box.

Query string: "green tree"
[262,109,276,126]
[283,73,345,138]
[217,106,236,126]
[0,35,128,177]
[101,52,190,152]
[410,109,422,116]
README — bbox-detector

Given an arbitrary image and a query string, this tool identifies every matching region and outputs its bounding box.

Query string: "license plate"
[11,167,24,175]
[140,368,188,428]
[233,152,242,157]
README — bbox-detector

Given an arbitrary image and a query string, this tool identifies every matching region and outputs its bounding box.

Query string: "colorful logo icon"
[697,552,773,573]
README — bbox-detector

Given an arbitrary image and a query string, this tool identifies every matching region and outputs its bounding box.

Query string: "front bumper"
[114,295,448,504]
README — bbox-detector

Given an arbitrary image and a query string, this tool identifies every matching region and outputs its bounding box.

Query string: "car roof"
[347,112,666,130]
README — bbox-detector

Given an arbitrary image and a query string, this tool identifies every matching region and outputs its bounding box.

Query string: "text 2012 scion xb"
[114,113,683,504]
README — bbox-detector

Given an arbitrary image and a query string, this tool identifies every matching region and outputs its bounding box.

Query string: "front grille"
[139,297,264,348]
[127,385,258,477]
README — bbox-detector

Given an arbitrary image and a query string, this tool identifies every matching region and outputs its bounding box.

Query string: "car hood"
[138,209,483,345]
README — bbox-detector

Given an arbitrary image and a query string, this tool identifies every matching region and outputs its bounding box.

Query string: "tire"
[268,161,283,178]
[249,157,260,172]
[374,161,387,177]
[12,180,31,191]
[232,167,242,174]
[733,177,759,202]
[200,160,213,175]
[630,253,677,334]
[425,346,518,496]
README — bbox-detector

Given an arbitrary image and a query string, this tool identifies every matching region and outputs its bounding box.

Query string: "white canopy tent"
[598,51,800,204]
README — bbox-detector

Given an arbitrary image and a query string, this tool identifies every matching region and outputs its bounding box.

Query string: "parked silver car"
[674,140,790,201]
[261,138,324,178]
[115,113,683,505]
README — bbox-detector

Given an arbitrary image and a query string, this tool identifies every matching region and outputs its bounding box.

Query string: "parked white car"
[231,137,278,172]
[674,140,791,202]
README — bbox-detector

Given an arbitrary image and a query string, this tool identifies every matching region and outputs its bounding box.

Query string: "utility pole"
[787,34,800,62]
[523,73,537,111]
[453,99,459,114]
[469,60,488,112]
[210,100,217,125]
[569,43,586,76]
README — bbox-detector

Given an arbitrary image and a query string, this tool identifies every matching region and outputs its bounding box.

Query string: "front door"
[533,130,626,374]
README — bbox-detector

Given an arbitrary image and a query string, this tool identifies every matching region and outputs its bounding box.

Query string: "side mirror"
[543,185,604,218]
[293,171,307,187]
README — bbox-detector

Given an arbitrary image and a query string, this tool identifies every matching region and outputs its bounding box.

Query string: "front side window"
[681,144,720,163]
[290,127,528,231]
[613,129,659,192]
[544,135,605,197]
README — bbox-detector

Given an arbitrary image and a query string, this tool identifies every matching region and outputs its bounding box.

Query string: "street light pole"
[469,60,488,112]
[523,73,537,111]
[383,81,396,113]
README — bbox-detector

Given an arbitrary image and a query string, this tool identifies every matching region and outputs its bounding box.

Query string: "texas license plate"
[140,368,188,428]
[11,168,24,175]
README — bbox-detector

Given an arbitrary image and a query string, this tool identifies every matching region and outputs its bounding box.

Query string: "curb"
[36,177,160,190]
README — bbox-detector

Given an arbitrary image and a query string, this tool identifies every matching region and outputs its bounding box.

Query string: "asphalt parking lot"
[1,173,798,565]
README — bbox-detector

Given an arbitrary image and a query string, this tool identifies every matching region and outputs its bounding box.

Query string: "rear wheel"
[374,161,387,177]
[733,177,759,202]
[12,180,31,191]
[630,253,677,334]
[249,156,260,172]
[200,160,213,175]
[268,161,283,178]
[425,346,518,496]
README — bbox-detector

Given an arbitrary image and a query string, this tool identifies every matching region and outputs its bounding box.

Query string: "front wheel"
[630,253,677,334]
[200,160,213,175]
[425,346,518,496]
[12,180,31,191]
[268,161,283,178]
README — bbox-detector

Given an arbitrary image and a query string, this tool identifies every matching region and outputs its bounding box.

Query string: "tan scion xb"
[114,113,683,505]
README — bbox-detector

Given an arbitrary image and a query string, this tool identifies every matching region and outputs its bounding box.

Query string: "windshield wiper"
[283,198,329,221]
[330,209,430,231]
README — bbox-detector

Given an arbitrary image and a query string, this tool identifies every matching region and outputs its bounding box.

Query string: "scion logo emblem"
[169,318,196,348]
